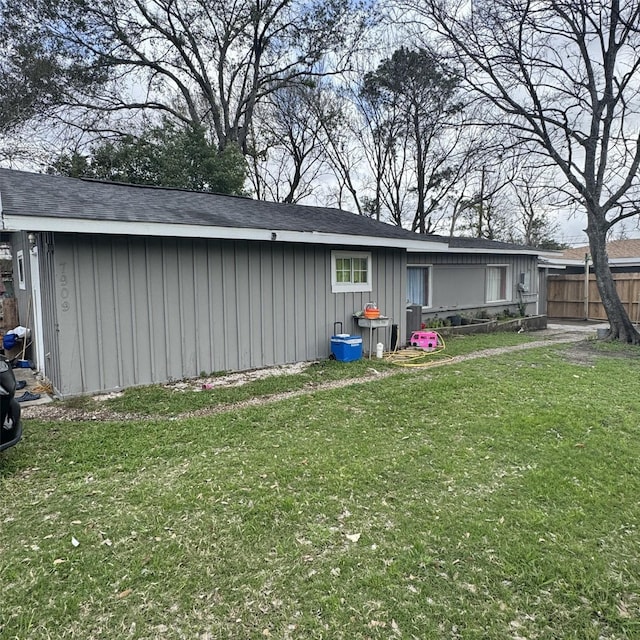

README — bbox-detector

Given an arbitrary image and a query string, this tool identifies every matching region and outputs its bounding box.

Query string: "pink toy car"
[409,331,441,350]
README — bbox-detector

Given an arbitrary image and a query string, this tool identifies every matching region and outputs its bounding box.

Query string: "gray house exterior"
[0,169,544,397]
[0,169,448,397]
[406,237,542,331]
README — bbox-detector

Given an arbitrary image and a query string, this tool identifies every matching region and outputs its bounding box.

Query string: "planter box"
[437,315,547,337]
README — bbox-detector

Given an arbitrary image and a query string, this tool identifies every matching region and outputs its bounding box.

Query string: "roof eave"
[547,256,640,267]
[2,215,447,251]
[409,245,542,256]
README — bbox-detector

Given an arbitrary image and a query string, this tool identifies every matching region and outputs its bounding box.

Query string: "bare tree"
[315,89,366,215]
[353,84,404,221]
[415,0,640,342]
[455,164,515,240]
[247,84,334,203]
[508,167,562,248]
[358,46,467,233]
[1,0,373,156]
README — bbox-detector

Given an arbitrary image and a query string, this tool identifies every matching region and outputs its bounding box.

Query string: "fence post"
[584,253,590,320]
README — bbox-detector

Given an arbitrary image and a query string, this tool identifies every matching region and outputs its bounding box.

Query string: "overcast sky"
[555,210,640,247]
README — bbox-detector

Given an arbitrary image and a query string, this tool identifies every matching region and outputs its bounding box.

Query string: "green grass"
[93,332,542,417]
[2,337,640,639]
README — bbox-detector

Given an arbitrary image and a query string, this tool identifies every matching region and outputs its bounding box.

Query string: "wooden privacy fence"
[547,273,640,321]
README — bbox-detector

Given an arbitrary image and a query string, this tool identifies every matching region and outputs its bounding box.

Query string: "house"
[405,236,542,330]
[0,168,545,397]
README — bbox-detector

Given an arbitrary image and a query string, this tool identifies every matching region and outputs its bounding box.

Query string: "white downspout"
[29,240,46,375]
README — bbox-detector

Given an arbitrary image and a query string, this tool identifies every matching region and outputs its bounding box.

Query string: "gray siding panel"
[260,244,276,366]
[50,234,405,396]
[193,240,211,374]
[177,241,196,376]
[131,242,154,384]
[148,241,168,380]
[433,264,486,308]
[75,241,96,391]
[164,239,183,377]
[408,251,539,316]
[208,242,225,371]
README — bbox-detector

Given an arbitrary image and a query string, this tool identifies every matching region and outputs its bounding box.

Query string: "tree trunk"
[587,215,640,343]
[414,112,426,234]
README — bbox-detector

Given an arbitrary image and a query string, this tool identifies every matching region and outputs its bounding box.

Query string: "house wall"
[408,251,539,321]
[47,233,406,397]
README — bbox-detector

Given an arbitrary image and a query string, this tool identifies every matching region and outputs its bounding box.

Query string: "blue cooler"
[331,322,363,362]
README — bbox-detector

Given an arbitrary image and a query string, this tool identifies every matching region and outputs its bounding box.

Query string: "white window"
[16,250,26,290]
[331,251,372,293]
[407,266,431,307]
[486,265,508,302]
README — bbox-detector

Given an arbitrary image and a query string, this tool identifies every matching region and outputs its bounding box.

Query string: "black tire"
[0,399,22,451]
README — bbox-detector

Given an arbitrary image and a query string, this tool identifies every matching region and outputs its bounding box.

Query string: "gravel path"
[21,329,589,423]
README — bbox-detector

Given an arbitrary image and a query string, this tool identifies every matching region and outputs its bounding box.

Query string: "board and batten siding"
[48,233,405,396]
[408,251,538,310]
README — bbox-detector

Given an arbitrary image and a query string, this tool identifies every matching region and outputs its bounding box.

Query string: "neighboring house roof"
[561,239,640,260]
[544,239,640,268]
[0,168,541,255]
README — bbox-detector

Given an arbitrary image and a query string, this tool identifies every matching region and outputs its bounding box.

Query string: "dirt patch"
[560,342,598,367]
[560,339,640,366]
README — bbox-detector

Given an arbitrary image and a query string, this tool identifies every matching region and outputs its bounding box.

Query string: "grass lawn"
[76,331,541,418]
[2,335,640,639]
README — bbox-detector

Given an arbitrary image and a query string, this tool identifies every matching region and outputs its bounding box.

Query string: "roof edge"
[2,214,450,251]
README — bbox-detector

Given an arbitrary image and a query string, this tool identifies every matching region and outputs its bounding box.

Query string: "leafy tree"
[419,0,640,342]
[49,123,246,194]
[0,4,104,135]
[0,45,60,134]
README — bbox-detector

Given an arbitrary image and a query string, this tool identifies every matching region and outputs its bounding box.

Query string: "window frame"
[331,251,372,293]
[16,249,26,291]
[486,264,509,302]
[406,264,432,308]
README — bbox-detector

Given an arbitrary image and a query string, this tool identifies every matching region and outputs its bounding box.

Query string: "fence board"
[547,273,640,321]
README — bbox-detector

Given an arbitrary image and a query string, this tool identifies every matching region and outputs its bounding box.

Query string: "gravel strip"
[22,331,587,423]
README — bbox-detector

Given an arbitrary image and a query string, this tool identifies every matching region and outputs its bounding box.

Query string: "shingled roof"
[447,235,538,253]
[0,168,448,248]
[559,239,640,261]
[0,168,542,255]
